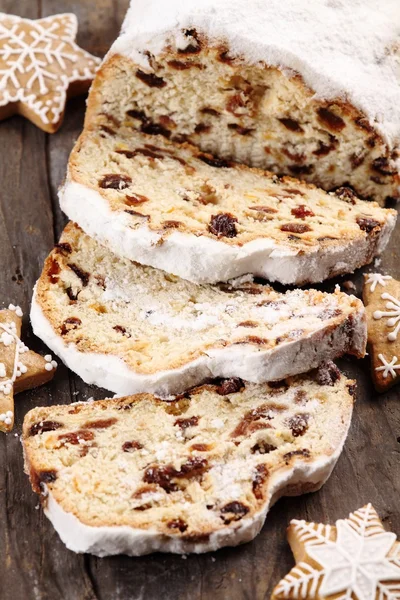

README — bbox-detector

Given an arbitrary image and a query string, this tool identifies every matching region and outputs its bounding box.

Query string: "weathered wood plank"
[0,2,108,599]
[0,1,399,599]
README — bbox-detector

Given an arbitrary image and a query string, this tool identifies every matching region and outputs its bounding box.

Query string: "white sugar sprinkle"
[211,418,225,429]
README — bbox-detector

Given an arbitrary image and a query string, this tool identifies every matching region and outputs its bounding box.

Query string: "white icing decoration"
[0,14,100,126]
[8,303,23,317]
[44,355,58,371]
[0,410,13,425]
[376,354,400,379]
[365,273,392,293]
[0,362,6,378]
[276,505,400,599]
[373,292,400,342]
[1,331,13,346]
[0,321,30,395]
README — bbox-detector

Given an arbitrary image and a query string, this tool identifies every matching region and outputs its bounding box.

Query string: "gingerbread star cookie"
[272,504,400,599]
[0,305,57,432]
[363,273,400,393]
[0,13,101,132]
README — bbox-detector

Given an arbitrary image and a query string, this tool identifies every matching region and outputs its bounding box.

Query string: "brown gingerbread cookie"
[0,13,101,132]
[272,504,400,599]
[363,273,400,393]
[0,305,57,432]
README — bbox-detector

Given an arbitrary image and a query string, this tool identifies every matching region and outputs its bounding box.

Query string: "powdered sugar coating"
[113,0,400,147]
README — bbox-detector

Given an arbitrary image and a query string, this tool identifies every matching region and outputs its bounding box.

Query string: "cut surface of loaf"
[61,117,396,285]
[31,223,366,396]
[22,366,355,556]
[83,8,400,208]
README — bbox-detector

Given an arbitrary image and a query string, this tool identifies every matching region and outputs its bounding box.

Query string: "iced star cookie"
[363,273,400,392]
[272,504,400,599]
[0,305,57,432]
[0,13,101,132]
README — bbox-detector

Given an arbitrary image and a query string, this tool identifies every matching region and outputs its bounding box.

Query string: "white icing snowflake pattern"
[273,504,400,600]
[366,273,392,293]
[376,354,400,379]
[307,522,399,598]
[0,13,100,128]
[373,292,400,341]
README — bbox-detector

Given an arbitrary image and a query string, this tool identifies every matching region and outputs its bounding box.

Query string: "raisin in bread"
[31,222,366,396]
[83,0,400,207]
[22,366,355,556]
[60,118,396,285]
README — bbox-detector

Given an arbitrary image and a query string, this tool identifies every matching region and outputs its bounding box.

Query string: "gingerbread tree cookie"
[363,273,400,393]
[0,305,57,433]
[0,13,101,132]
[272,504,400,599]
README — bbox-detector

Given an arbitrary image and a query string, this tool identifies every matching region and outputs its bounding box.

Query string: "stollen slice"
[59,117,396,285]
[22,365,355,556]
[30,223,367,396]
[84,0,400,207]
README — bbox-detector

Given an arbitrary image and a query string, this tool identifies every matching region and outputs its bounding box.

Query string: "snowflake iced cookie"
[0,13,100,132]
[271,504,400,599]
[363,273,400,392]
[0,305,57,432]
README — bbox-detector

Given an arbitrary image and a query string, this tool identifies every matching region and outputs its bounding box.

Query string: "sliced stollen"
[30,223,367,396]
[22,365,355,556]
[60,118,396,285]
[83,0,400,206]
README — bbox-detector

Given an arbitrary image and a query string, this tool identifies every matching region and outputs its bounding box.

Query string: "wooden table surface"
[0,1,399,599]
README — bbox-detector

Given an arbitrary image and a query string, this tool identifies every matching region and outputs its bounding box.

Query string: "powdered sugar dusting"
[209,459,257,502]
[114,0,400,146]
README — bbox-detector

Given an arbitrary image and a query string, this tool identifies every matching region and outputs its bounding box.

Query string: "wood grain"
[0,2,399,599]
